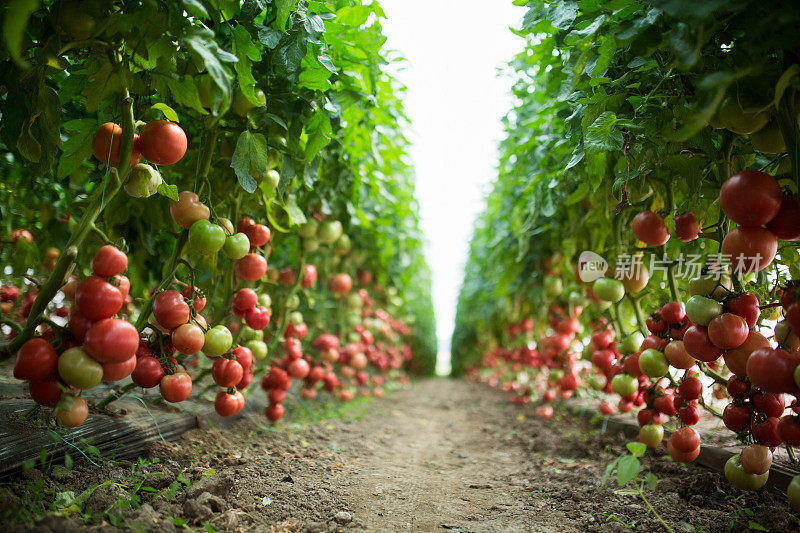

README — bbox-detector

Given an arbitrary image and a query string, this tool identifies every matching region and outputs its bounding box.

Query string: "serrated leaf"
[157,182,179,201]
[151,103,179,122]
[231,131,269,193]
[232,25,263,103]
[616,455,640,486]
[258,24,283,49]
[57,119,95,179]
[275,0,300,31]
[183,28,234,102]
[626,442,647,457]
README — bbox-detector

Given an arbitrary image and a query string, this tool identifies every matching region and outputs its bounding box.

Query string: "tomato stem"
[696,361,727,387]
[637,484,675,533]
[134,230,190,333]
[627,294,647,336]
[96,382,138,409]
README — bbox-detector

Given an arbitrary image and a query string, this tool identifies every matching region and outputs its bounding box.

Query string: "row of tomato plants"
[0,0,436,431]
[454,0,800,513]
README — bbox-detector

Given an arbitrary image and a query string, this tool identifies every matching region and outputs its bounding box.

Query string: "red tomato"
[172,323,205,354]
[56,396,88,428]
[283,337,303,360]
[637,408,663,426]
[708,313,748,349]
[591,329,613,349]
[288,358,310,379]
[237,370,253,390]
[232,346,253,372]
[330,273,353,294]
[235,253,267,281]
[181,286,206,312]
[212,358,244,387]
[84,318,139,363]
[778,416,800,446]
[262,366,291,390]
[747,347,800,395]
[232,288,257,311]
[13,338,58,380]
[723,403,750,432]
[302,265,318,288]
[101,355,136,381]
[674,211,699,241]
[724,330,770,376]
[266,403,284,421]
[323,372,339,392]
[725,292,760,328]
[632,211,670,246]
[683,325,723,362]
[598,401,614,415]
[111,275,130,301]
[679,404,700,425]
[170,191,210,229]
[29,378,61,406]
[679,376,702,400]
[153,290,190,330]
[137,120,187,165]
[215,390,245,417]
[766,195,800,241]
[131,356,164,388]
[660,301,686,324]
[245,306,271,330]
[75,275,123,321]
[91,245,128,277]
[753,417,782,446]
[307,365,326,384]
[10,229,33,244]
[654,394,677,416]
[160,372,192,402]
[312,333,340,351]
[726,375,749,398]
[92,122,141,167]
[721,227,778,273]
[646,314,668,335]
[667,437,699,463]
[300,388,317,400]
[243,223,270,247]
[671,427,701,452]
[719,170,782,227]
[752,391,785,418]
[640,335,668,351]
[68,307,93,342]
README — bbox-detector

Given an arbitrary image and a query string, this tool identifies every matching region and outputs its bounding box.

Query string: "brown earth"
[2,378,799,532]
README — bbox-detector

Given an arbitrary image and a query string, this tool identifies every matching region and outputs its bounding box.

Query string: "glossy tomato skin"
[725,292,760,328]
[137,121,187,165]
[92,245,128,277]
[639,424,664,447]
[153,290,190,330]
[723,403,751,432]
[245,306,271,330]
[708,313,749,349]
[56,396,88,428]
[747,347,800,395]
[84,318,139,363]
[223,233,250,260]
[330,273,353,294]
[215,390,245,417]
[661,302,686,324]
[58,347,103,389]
[675,211,699,241]
[683,325,723,362]
[719,170,782,227]
[667,438,700,463]
[726,375,750,398]
[679,376,703,401]
[753,417,782,447]
[671,427,701,452]
[721,227,778,273]
[724,331,770,376]
[235,253,267,281]
[131,356,164,388]
[212,358,244,387]
[92,122,141,167]
[232,346,253,372]
[752,392,785,418]
[592,278,625,303]
[159,372,192,402]
[14,338,58,381]
[232,288,258,311]
[204,326,233,357]
[632,211,670,246]
[664,340,696,370]
[170,191,210,229]
[29,378,61,406]
[778,416,800,446]
[172,323,205,354]
[766,195,800,241]
[302,265,318,288]
[68,307,93,343]
[188,220,226,254]
[288,358,310,379]
[101,355,136,381]
[243,223,270,247]
[725,454,769,490]
[75,276,123,321]
[679,404,700,425]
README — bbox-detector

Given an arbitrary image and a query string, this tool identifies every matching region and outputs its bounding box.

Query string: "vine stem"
[627,294,647,336]
[788,446,798,464]
[665,255,680,303]
[638,484,675,533]
[96,382,137,409]
[1,90,136,359]
[134,230,189,332]
[696,361,727,387]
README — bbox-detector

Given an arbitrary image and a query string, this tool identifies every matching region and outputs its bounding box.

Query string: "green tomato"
[298,220,319,239]
[568,291,587,308]
[685,295,723,326]
[333,234,351,255]
[258,293,272,308]
[264,169,280,190]
[593,278,625,303]
[688,274,732,301]
[288,311,303,325]
[189,220,226,254]
[204,325,233,357]
[302,238,319,253]
[611,373,638,396]
[788,475,800,512]
[58,347,103,389]
[639,423,664,447]
[317,220,343,244]
[725,454,768,490]
[347,293,363,309]
[285,293,300,310]
[124,163,162,198]
[639,349,669,378]
[232,87,266,116]
[239,326,263,342]
[245,340,268,360]
[586,373,605,390]
[620,332,644,356]
[594,299,612,311]
[543,276,562,297]
[223,232,250,260]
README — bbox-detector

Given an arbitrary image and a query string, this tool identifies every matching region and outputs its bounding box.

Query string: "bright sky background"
[380,1,525,355]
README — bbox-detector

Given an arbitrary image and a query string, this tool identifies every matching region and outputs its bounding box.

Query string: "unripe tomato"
[215,390,245,417]
[188,220,226,254]
[170,191,210,229]
[638,349,668,378]
[302,265,318,288]
[245,339,267,360]
[204,326,233,357]
[235,253,267,281]
[56,396,88,428]
[137,120,187,165]
[632,211,669,246]
[131,356,164,388]
[54,1,96,40]
[153,290,190,330]
[719,170,782,227]
[92,245,128,277]
[14,338,58,381]
[688,274,733,300]
[685,295,723,326]
[92,123,141,167]
[316,220,343,244]
[611,373,638,396]
[212,358,244,387]
[664,340,696,370]
[592,278,625,303]
[84,318,139,363]
[232,86,266,116]
[223,233,250,260]
[75,276,123,321]
[160,372,193,402]
[58,347,103,389]
[639,423,664,447]
[789,475,800,512]
[124,163,162,198]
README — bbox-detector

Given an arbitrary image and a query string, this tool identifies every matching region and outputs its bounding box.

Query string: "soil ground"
[1,378,799,532]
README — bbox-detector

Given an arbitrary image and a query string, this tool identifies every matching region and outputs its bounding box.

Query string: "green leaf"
[545,2,578,30]
[258,24,283,49]
[182,0,208,17]
[626,442,647,458]
[644,472,657,491]
[82,56,122,112]
[616,455,640,486]
[336,5,372,26]
[565,182,590,205]
[183,28,234,102]
[275,0,300,31]
[304,109,332,160]
[232,25,263,104]
[3,0,40,66]
[57,119,94,179]
[585,112,623,153]
[747,521,767,531]
[773,64,800,110]
[157,182,179,202]
[231,131,269,193]
[151,103,180,122]
[284,194,307,225]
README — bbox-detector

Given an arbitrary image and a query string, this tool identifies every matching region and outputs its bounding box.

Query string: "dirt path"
[4,378,799,532]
